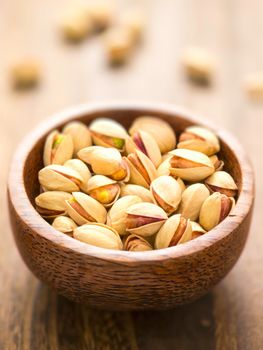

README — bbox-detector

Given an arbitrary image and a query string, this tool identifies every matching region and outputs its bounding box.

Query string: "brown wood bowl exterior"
[7,102,255,310]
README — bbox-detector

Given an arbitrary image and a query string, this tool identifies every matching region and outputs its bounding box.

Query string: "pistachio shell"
[126,202,167,237]
[73,223,123,250]
[87,175,120,207]
[205,171,238,197]
[178,183,210,221]
[63,121,92,155]
[199,192,235,231]
[65,192,107,226]
[178,126,220,156]
[107,195,142,235]
[43,130,74,166]
[124,234,152,252]
[126,130,162,167]
[35,191,72,219]
[129,116,176,153]
[52,216,77,235]
[38,165,83,192]
[190,221,206,239]
[120,184,153,203]
[125,150,157,188]
[120,9,144,44]
[155,214,192,249]
[209,155,224,171]
[88,1,113,31]
[169,149,214,182]
[157,157,172,177]
[64,159,91,193]
[150,176,182,215]
[104,27,133,65]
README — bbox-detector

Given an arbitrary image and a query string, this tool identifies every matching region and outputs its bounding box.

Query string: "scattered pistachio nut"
[244,73,263,100]
[124,234,152,252]
[191,221,206,239]
[120,9,144,44]
[155,214,192,249]
[52,216,77,235]
[87,175,120,207]
[64,159,91,193]
[88,1,113,31]
[11,59,40,89]
[120,184,153,203]
[35,191,72,219]
[60,7,92,42]
[205,171,238,197]
[43,130,74,166]
[63,121,92,155]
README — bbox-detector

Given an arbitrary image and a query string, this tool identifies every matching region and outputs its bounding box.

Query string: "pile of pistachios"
[35,116,238,251]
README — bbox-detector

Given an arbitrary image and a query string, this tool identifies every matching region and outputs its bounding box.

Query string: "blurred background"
[1,0,263,349]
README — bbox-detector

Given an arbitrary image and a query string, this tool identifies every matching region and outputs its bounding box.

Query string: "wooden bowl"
[7,102,254,310]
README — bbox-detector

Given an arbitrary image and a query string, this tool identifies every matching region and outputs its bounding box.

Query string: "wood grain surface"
[1,0,262,349]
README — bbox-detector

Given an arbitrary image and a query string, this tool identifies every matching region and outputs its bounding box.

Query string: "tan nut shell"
[64,159,91,193]
[65,192,107,226]
[125,150,157,188]
[52,216,77,234]
[178,183,210,221]
[157,157,172,177]
[129,116,176,153]
[150,176,182,215]
[87,175,120,207]
[43,130,74,166]
[209,155,224,171]
[126,202,167,237]
[38,165,83,192]
[191,221,206,239]
[169,149,214,182]
[120,184,153,203]
[63,121,92,155]
[120,9,144,44]
[73,223,123,250]
[124,234,152,252]
[205,171,238,196]
[155,214,192,249]
[125,130,162,167]
[35,191,72,218]
[178,126,220,156]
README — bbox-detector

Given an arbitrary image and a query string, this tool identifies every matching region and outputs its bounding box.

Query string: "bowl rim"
[8,101,255,263]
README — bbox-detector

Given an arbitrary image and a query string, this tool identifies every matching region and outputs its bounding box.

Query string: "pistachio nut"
[155,214,192,249]
[199,192,235,231]
[65,191,107,226]
[52,216,77,235]
[88,1,113,31]
[125,150,157,188]
[205,171,238,197]
[169,149,214,182]
[126,202,168,237]
[120,9,144,44]
[129,116,176,153]
[120,184,153,203]
[209,155,224,171]
[191,221,206,239]
[89,118,128,152]
[107,195,142,235]
[178,126,220,156]
[78,146,130,181]
[73,223,123,250]
[178,183,210,221]
[87,175,120,207]
[64,159,91,193]
[43,130,74,166]
[126,130,162,167]
[150,175,182,215]
[124,234,152,252]
[38,165,83,192]
[156,159,186,192]
[35,191,72,219]
[63,121,92,155]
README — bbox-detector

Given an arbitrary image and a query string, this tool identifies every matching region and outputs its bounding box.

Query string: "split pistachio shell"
[150,176,182,215]
[157,156,172,177]
[87,175,120,207]
[89,118,128,151]
[120,184,153,203]
[169,149,214,182]
[178,126,220,156]
[191,221,206,239]
[124,234,152,251]
[64,158,91,193]
[126,202,168,237]
[209,155,224,171]
[205,171,238,197]
[63,121,92,155]
[125,150,157,188]
[129,116,176,153]
[38,165,83,192]
[178,183,210,221]
[126,130,162,167]
[73,223,123,250]
[78,146,129,181]
[35,191,72,219]
[43,130,74,166]
[199,192,235,231]
[155,214,192,249]
[65,192,107,226]
[52,216,77,235]
[107,195,142,235]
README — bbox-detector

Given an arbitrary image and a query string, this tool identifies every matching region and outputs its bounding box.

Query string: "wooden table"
[1,1,262,349]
